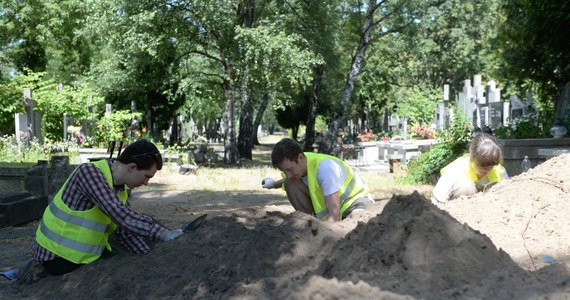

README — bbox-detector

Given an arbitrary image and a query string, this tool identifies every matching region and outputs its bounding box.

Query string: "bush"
[401,117,472,184]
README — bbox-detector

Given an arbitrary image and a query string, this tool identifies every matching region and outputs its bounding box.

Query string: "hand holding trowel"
[162,214,207,241]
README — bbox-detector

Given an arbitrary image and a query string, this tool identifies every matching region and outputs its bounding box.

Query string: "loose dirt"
[2,149,570,299]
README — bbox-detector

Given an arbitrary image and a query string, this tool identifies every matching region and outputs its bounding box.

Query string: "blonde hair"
[469,133,502,167]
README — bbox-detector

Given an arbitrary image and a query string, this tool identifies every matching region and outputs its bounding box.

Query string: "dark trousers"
[42,248,117,276]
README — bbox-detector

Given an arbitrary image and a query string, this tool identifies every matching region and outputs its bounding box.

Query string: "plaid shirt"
[32,160,167,264]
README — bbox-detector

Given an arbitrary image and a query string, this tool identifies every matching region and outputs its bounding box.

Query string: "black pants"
[42,248,117,276]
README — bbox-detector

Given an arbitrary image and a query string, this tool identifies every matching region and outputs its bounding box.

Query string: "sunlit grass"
[144,134,433,200]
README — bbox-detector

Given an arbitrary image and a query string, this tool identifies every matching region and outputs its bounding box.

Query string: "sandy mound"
[3,154,570,299]
[442,153,570,271]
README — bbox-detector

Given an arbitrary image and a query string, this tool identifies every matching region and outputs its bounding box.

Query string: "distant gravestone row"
[436,74,536,132]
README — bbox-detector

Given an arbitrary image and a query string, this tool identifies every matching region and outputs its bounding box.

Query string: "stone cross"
[16,88,43,148]
[454,75,505,130]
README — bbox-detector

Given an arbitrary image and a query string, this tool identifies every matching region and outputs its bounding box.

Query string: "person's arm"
[115,226,150,254]
[324,192,341,222]
[317,159,344,222]
[272,178,285,189]
[431,173,454,204]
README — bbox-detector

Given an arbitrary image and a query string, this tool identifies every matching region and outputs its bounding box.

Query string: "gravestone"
[0,192,48,227]
[488,102,504,128]
[24,156,75,197]
[450,75,506,131]
[15,88,44,150]
[14,113,29,151]
[509,96,527,119]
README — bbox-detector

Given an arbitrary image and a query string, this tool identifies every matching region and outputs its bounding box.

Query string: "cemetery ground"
[2,135,570,299]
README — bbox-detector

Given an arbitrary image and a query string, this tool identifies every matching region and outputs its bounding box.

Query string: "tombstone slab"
[0,192,48,227]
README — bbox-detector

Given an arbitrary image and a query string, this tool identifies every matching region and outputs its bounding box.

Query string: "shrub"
[401,117,472,184]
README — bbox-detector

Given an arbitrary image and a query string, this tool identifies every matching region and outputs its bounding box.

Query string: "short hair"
[271,138,302,167]
[116,139,163,170]
[469,133,502,168]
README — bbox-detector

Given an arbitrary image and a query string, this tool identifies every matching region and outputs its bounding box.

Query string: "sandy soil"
[2,148,570,299]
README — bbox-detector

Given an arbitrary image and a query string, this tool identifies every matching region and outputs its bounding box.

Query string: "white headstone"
[437,103,445,129]
[473,74,482,88]
[15,113,28,151]
[503,102,510,126]
[443,84,449,101]
[476,87,485,104]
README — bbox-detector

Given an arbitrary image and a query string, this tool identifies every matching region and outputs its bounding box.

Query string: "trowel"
[183,214,207,232]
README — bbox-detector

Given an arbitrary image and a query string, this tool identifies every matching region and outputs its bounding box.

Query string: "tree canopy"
[0,0,567,158]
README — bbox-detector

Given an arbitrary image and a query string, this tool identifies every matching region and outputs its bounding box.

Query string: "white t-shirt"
[301,159,347,197]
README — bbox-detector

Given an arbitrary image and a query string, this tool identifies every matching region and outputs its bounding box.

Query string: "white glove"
[162,228,184,241]
[261,177,275,189]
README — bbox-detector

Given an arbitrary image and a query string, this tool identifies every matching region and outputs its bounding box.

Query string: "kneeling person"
[263,138,374,222]
[23,139,184,282]
[431,133,509,204]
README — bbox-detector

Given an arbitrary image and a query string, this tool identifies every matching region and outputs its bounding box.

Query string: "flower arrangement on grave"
[356,128,378,142]
[67,125,86,145]
[408,122,436,139]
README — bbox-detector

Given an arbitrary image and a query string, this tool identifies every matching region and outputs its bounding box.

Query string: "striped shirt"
[32,160,167,264]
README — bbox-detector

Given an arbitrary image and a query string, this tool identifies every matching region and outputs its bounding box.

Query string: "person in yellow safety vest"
[262,138,374,222]
[18,140,186,284]
[431,133,509,204]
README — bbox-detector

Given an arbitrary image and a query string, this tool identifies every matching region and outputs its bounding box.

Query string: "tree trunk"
[168,117,179,146]
[238,75,254,160]
[325,1,376,153]
[303,65,324,152]
[222,63,239,164]
[252,93,270,145]
[291,125,299,143]
[235,0,256,159]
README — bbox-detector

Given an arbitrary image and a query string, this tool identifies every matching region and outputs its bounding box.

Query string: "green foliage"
[498,0,570,105]
[0,134,78,163]
[5,70,105,141]
[93,110,141,147]
[392,86,439,125]
[493,105,554,139]
[0,78,25,135]
[401,117,472,184]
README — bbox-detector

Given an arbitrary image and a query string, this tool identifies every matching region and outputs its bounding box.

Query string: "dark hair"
[271,138,302,167]
[469,133,502,167]
[116,139,163,170]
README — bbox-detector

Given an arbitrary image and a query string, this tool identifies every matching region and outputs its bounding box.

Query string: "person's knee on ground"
[342,196,374,219]
[284,178,314,215]
[16,260,49,285]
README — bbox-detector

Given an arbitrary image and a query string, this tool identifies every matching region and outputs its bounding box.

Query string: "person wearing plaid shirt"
[18,139,184,283]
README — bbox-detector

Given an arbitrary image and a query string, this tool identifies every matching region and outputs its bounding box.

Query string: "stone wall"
[0,166,29,192]
[499,138,570,176]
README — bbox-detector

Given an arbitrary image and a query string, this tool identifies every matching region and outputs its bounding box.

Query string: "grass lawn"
[146,134,433,202]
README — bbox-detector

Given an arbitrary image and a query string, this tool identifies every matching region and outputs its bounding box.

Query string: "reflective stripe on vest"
[35,159,127,264]
[39,218,106,255]
[305,152,369,221]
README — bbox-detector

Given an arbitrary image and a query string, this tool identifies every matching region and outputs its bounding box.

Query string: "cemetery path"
[2,150,570,299]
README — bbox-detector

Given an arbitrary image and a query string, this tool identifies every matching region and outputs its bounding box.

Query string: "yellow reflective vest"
[440,153,507,189]
[304,152,369,221]
[35,159,127,264]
